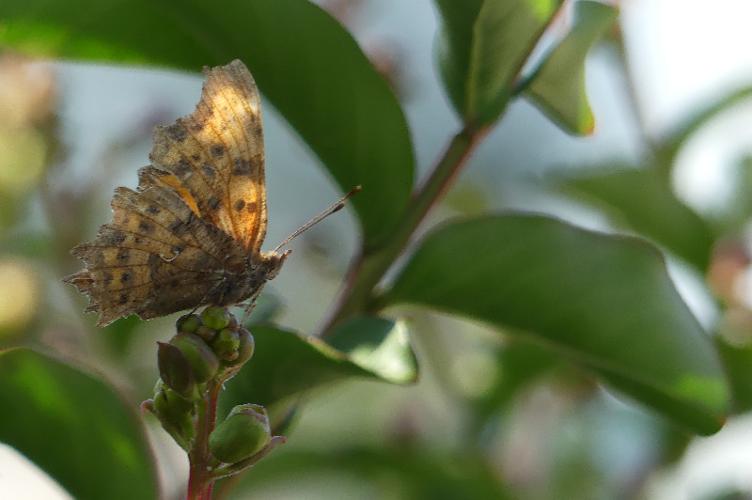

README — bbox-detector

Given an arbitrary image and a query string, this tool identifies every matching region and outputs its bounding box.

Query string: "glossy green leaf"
[562,166,715,270]
[526,1,618,134]
[0,348,158,500]
[223,317,417,411]
[434,0,563,125]
[0,0,414,247]
[227,447,510,500]
[384,214,729,434]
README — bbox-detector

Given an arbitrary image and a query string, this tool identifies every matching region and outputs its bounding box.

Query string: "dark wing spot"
[234,199,246,212]
[191,154,200,161]
[121,271,131,283]
[175,159,191,176]
[105,230,127,245]
[171,244,185,254]
[202,164,216,178]
[118,293,129,305]
[246,201,258,213]
[146,204,160,215]
[103,271,114,285]
[210,144,225,158]
[208,196,220,211]
[138,220,154,233]
[165,122,187,142]
[233,158,252,176]
[169,220,186,236]
[117,248,130,262]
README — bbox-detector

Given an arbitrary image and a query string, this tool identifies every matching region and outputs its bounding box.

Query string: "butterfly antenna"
[273,185,362,253]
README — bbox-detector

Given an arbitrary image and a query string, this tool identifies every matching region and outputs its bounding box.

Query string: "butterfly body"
[65,60,282,326]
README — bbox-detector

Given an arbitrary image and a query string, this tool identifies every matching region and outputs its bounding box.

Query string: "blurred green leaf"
[474,339,557,417]
[227,447,510,500]
[383,214,729,434]
[0,348,158,500]
[434,0,563,126]
[715,329,752,413]
[223,317,417,412]
[525,1,617,134]
[0,231,55,260]
[715,156,752,233]
[702,335,752,412]
[659,85,752,164]
[101,315,141,356]
[562,166,715,270]
[0,0,414,247]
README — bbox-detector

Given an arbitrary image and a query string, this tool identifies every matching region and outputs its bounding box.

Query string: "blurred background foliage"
[2,0,752,499]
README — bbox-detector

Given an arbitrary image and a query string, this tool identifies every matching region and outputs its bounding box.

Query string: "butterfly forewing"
[149,60,267,253]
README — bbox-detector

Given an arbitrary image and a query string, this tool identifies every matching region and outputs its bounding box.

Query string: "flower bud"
[201,306,231,331]
[153,383,195,448]
[170,333,219,383]
[176,313,201,334]
[225,327,254,367]
[227,314,239,331]
[195,325,217,343]
[209,404,271,464]
[212,328,240,361]
[157,341,195,396]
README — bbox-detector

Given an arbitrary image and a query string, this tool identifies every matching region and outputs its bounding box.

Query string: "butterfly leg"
[185,277,225,316]
[240,285,267,325]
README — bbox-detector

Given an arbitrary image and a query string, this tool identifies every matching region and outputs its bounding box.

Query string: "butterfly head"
[257,249,291,282]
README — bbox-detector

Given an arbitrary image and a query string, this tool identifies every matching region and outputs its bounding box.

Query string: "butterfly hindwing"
[65,183,246,326]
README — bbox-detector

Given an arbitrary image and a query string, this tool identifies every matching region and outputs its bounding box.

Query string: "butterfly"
[64,60,357,327]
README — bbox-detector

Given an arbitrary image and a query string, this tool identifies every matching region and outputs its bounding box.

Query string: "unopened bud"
[157,341,195,396]
[226,327,255,367]
[213,328,240,361]
[195,325,217,343]
[201,306,231,331]
[153,383,195,448]
[170,333,219,383]
[209,404,271,464]
[176,314,201,334]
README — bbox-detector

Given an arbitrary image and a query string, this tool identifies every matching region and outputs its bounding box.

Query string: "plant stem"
[187,381,222,500]
[319,125,487,337]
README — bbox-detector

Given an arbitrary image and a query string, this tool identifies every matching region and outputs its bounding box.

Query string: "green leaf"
[473,339,557,417]
[227,447,511,500]
[383,214,729,434]
[223,317,417,411]
[0,348,158,500]
[718,338,752,413]
[0,0,414,247]
[561,166,715,270]
[659,85,752,164]
[525,1,618,134]
[434,0,563,126]
[714,313,752,414]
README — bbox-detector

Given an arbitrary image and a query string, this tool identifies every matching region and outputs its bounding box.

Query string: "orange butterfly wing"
[149,59,267,252]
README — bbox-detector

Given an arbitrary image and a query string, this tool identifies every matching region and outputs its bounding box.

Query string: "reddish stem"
[187,381,222,499]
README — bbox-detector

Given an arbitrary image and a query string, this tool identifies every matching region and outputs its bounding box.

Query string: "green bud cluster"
[144,307,260,454]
